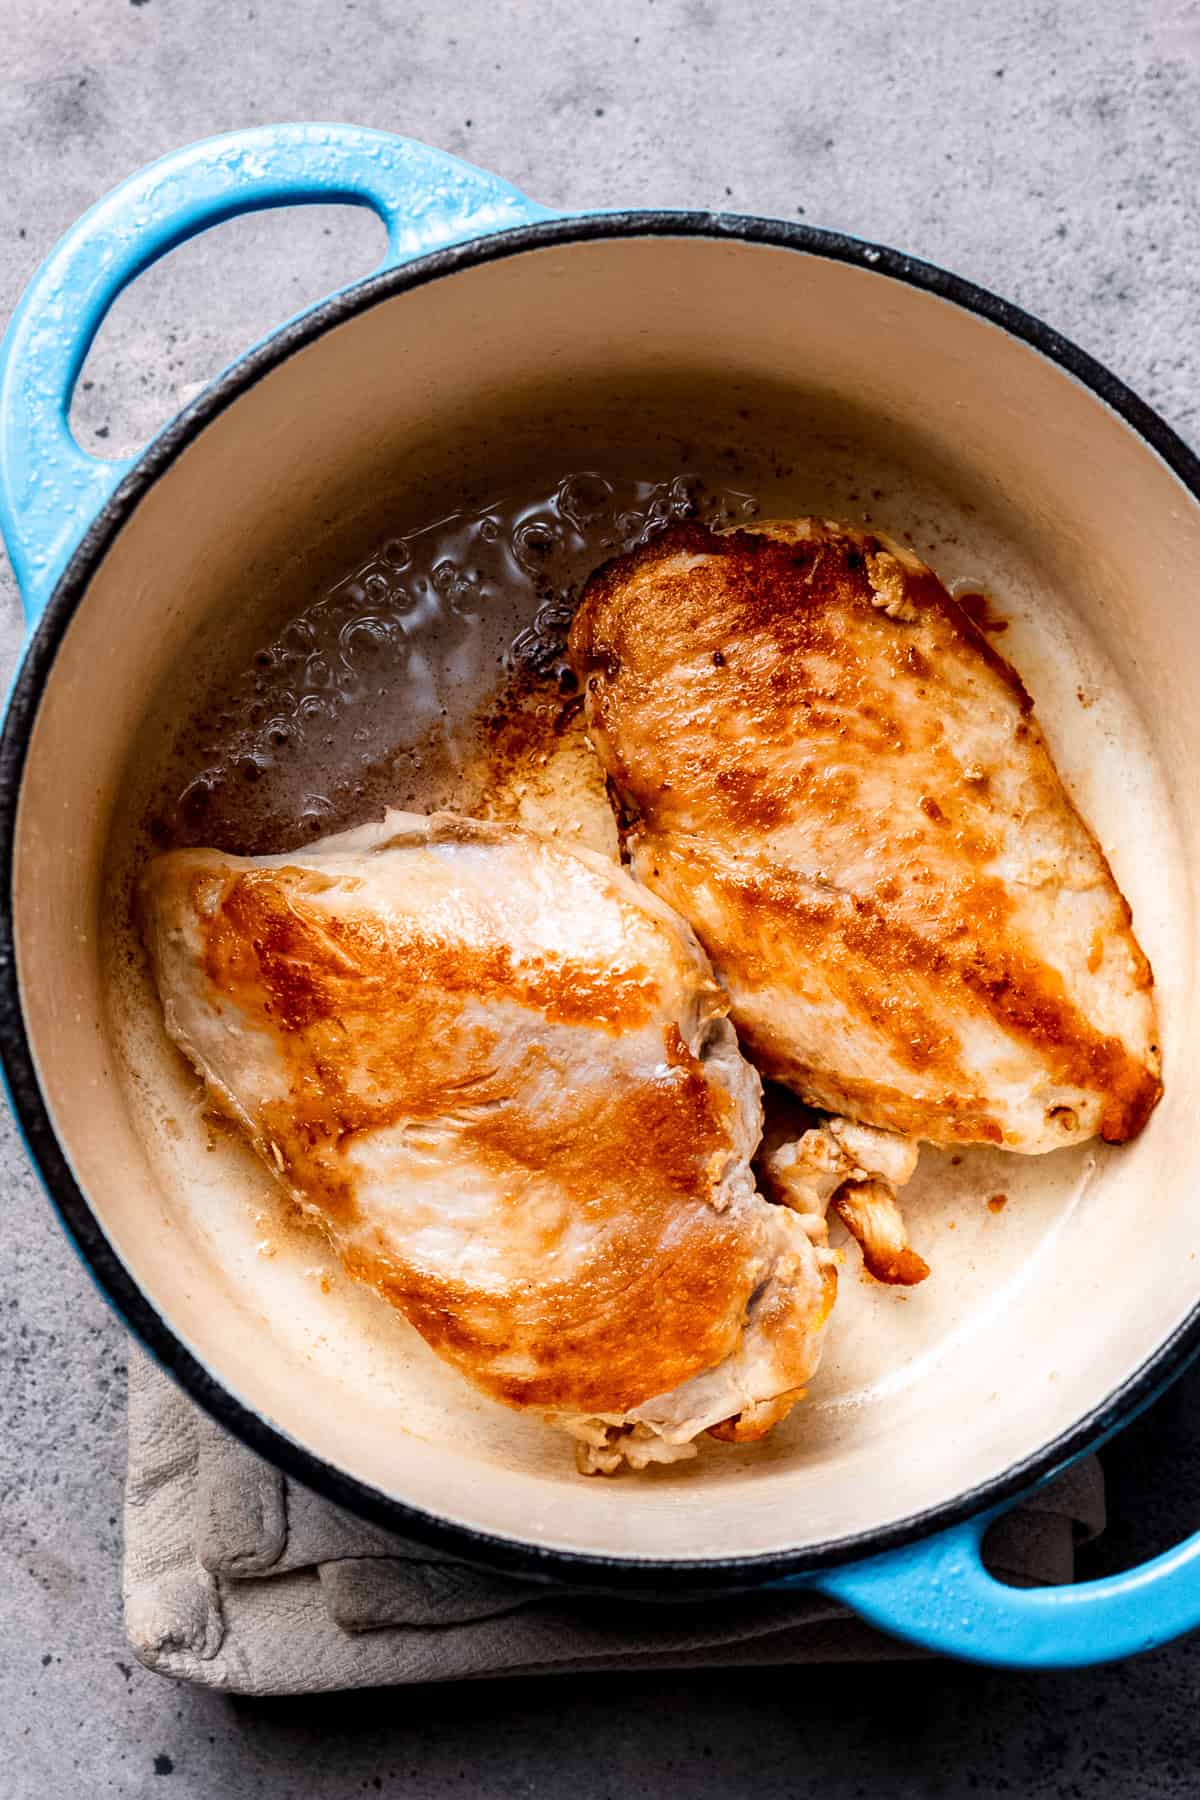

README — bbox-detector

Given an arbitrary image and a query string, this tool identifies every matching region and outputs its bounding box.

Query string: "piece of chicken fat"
[756,1089,928,1287]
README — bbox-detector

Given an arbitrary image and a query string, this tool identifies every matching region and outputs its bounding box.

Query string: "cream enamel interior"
[12,233,1200,1566]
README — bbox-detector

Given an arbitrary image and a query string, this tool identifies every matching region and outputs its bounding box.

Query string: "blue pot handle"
[802,1502,1200,1667]
[0,124,551,622]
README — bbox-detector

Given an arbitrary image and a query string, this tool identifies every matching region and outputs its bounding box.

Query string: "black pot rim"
[3,207,1199,1592]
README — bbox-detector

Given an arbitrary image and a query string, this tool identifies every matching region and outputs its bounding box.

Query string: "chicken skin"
[569,519,1161,1156]
[140,810,835,1471]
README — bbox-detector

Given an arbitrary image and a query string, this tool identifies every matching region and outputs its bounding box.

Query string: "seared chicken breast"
[140,811,834,1471]
[569,519,1161,1155]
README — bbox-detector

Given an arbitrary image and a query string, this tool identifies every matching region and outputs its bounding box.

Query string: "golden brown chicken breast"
[140,810,835,1471]
[569,519,1161,1155]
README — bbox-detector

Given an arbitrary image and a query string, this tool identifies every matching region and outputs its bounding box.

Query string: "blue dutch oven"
[3,124,1200,1668]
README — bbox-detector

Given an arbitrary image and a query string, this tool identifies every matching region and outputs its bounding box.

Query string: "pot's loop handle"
[803,1506,1200,1667]
[0,124,550,621]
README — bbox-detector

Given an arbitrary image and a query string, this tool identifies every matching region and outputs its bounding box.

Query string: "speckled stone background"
[3,1,1200,1794]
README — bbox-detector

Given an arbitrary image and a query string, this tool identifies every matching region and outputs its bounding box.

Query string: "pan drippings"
[157,471,757,856]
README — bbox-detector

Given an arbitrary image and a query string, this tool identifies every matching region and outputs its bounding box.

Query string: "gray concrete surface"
[3,1,1200,1794]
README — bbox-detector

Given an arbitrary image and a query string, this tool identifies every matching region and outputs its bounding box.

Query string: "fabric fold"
[124,1348,1106,1692]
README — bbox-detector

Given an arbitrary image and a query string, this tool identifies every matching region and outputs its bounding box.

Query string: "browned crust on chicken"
[203,863,665,1036]
[569,520,1161,1150]
[142,820,779,1423]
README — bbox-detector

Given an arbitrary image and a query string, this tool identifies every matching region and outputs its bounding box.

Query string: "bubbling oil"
[159,470,758,855]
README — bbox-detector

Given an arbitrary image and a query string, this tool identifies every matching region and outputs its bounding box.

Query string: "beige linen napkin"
[123,1347,1105,1693]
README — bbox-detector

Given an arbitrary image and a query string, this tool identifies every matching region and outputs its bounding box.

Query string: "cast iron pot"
[3,125,1199,1667]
